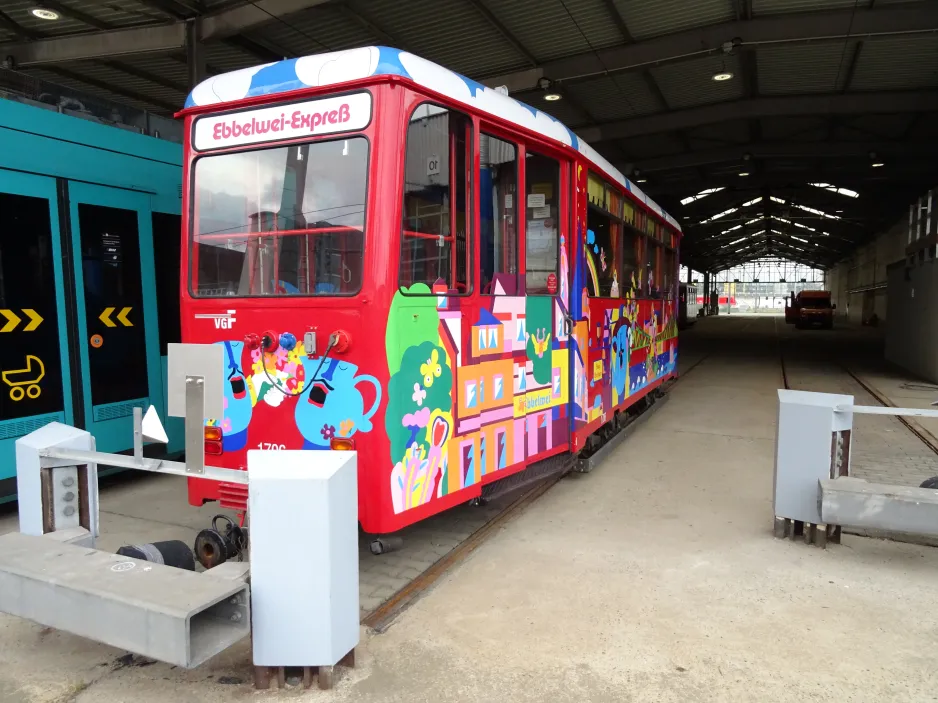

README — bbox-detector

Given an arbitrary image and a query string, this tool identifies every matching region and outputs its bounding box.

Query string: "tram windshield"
[190,136,368,297]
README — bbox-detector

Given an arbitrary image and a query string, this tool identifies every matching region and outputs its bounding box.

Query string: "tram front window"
[191,137,368,297]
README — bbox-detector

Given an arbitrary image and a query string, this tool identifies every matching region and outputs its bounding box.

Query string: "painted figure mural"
[207,337,382,451]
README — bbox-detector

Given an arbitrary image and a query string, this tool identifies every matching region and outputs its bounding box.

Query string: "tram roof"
[184,46,680,234]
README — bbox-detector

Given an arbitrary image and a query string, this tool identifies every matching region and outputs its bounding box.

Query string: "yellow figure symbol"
[2,355,45,401]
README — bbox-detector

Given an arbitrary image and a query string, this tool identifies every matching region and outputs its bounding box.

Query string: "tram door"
[68,183,164,453]
[0,170,73,500]
[523,151,571,457]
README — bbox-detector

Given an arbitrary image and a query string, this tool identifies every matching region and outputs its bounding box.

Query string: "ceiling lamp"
[538,77,562,102]
[738,171,750,177]
[31,6,60,20]
[712,70,734,82]
[871,161,884,168]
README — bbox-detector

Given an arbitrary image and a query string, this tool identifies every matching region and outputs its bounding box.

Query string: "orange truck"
[785,290,835,329]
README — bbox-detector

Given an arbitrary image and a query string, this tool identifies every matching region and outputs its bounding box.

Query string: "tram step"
[480,453,576,502]
[219,481,249,512]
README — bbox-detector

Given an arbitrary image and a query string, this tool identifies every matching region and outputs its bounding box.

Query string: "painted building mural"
[385,281,571,514]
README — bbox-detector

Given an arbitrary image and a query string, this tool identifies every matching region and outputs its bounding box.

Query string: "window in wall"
[586,206,622,297]
[400,103,472,293]
[661,247,675,299]
[191,137,367,297]
[646,240,661,298]
[622,226,638,294]
[525,152,560,294]
[479,133,518,295]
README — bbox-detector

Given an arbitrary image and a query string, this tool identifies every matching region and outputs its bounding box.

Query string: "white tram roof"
[185,46,680,234]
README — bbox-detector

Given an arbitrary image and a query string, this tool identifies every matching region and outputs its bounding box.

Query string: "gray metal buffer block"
[774,388,938,544]
[0,532,249,669]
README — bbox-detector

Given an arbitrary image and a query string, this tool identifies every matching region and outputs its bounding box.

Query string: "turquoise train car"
[0,97,183,502]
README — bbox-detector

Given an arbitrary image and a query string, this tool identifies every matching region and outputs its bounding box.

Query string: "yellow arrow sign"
[99,307,116,328]
[22,309,43,332]
[116,307,133,327]
[0,309,22,333]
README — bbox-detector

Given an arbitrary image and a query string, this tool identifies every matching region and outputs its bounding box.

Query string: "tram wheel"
[920,476,938,490]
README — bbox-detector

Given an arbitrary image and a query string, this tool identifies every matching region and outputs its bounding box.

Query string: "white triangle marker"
[142,405,169,444]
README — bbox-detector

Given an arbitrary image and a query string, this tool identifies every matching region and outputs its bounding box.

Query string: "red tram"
[178,47,682,534]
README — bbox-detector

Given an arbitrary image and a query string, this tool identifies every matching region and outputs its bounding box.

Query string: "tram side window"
[622,227,638,295]
[661,247,675,299]
[525,152,560,294]
[586,207,622,298]
[191,137,368,297]
[647,240,662,298]
[400,104,472,293]
[479,133,518,295]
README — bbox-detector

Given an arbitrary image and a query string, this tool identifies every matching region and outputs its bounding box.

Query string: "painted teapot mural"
[207,337,382,451]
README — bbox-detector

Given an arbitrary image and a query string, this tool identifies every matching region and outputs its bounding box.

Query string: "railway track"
[774,317,938,488]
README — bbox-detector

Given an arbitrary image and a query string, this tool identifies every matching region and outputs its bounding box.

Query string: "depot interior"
[0,0,936,504]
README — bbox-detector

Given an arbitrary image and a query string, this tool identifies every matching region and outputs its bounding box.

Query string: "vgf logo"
[194,310,237,329]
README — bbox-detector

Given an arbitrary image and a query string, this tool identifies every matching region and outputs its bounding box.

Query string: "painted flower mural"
[386,284,455,513]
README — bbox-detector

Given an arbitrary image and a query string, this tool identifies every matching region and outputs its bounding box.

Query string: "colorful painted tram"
[179,47,682,534]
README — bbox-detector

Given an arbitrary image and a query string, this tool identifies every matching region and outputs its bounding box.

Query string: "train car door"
[522,150,571,460]
[67,182,164,453]
[0,170,74,501]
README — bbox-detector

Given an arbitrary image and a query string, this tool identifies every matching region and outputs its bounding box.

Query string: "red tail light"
[204,426,223,455]
[330,437,355,451]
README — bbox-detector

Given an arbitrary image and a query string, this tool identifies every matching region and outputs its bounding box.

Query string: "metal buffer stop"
[0,344,360,689]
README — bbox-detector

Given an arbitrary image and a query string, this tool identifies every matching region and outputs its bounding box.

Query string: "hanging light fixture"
[712,44,734,81]
[538,77,562,102]
[30,6,60,20]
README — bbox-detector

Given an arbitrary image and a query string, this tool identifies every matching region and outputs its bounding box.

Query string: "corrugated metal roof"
[850,34,938,91]
[650,52,744,109]
[751,0,861,16]
[565,73,660,121]
[27,67,154,113]
[63,60,184,107]
[619,133,685,160]
[847,114,916,140]
[204,43,258,73]
[758,40,859,95]
[614,0,734,41]
[517,89,593,127]
[760,116,826,140]
[259,5,370,56]
[1,0,167,35]
[359,0,527,77]
[688,120,751,146]
[487,0,621,63]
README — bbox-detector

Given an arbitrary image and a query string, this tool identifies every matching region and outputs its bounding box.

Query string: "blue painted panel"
[0,169,73,485]
[68,182,164,453]
[0,99,180,196]
[0,101,183,500]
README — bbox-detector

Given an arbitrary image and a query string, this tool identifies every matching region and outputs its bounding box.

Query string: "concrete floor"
[3,315,938,702]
